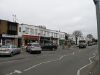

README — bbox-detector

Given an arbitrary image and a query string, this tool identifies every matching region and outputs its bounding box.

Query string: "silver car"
[26,43,42,54]
[0,45,21,56]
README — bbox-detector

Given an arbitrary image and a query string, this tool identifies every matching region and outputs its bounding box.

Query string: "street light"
[38,33,40,43]
[93,0,100,73]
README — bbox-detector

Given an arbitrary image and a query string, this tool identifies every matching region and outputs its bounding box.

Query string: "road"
[0,45,97,75]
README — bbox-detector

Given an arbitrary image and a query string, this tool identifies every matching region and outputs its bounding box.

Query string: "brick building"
[0,19,18,46]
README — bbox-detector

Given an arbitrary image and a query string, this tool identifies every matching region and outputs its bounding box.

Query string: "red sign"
[22,35,39,40]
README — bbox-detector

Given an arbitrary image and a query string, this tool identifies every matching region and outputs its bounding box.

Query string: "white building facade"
[18,24,66,46]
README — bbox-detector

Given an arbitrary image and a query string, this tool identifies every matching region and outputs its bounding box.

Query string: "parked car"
[0,45,21,56]
[88,43,93,46]
[79,40,87,48]
[41,43,58,51]
[26,43,42,54]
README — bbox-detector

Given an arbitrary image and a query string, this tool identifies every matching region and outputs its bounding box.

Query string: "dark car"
[79,40,87,48]
[88,42,93,46]
[41,43,58,51]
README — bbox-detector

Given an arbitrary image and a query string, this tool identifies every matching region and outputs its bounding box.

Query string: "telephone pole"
[93,0,100,73]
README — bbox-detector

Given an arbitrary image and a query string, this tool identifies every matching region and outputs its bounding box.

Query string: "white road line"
[23,54,71,72]
[23,56,64,72]
[14,70,22,74]
[58,56,64,60]
[6,70,22,75]
[23,63,42,71]
[6,53,73,75]
[77,55,96,75]
[6,72,14,75]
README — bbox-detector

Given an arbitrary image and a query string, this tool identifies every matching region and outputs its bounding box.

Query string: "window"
[40,30,43,36]
[35,29,38,35]
[30,29,34,35]
[25,27,29,34]
[9,25,17,31]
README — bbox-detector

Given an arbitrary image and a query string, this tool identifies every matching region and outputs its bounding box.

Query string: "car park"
[0,45,21,56]
[26,43,42,54]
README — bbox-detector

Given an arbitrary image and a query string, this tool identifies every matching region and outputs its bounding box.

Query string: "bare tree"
[87,34,93,39]
[73,30,82,45]
[65,33,69,40]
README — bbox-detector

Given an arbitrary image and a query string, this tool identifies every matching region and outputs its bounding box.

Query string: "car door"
[12,45,17,54]
[14,45,19,53]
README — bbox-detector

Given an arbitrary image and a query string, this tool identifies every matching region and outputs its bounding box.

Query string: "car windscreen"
[1,45,10,48]
[32,44,40,47]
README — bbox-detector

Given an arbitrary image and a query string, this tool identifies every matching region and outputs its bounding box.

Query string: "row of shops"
[0,19,66,47]
[0,34,60,47]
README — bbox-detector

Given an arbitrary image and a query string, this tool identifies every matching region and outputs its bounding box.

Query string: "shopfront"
[1,34,18,46]
[22,35,39,46]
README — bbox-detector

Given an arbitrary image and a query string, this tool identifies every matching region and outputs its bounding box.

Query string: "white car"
[26,43,42,54]
[0,45,21,56]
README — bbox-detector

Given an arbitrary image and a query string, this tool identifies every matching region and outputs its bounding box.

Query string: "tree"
[87,34,93,39]
[73,30,82,45]
[65,33,69,40]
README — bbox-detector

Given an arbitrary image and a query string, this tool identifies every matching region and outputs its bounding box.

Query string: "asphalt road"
[0,45,97,75]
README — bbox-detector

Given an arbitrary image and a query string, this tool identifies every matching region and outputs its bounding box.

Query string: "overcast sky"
[0,0,97,38]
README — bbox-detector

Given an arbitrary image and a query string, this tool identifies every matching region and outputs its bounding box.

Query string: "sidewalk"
[89,53,100,75]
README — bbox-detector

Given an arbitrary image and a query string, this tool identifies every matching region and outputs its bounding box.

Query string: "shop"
[40,37,51,44]
[22,35,39,46]
[40,36,58,45]
[59,39,65,45]
[0,34,18,46]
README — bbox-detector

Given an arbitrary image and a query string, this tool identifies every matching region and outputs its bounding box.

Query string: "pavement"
[88,50,100,75]
[0,45,98,75]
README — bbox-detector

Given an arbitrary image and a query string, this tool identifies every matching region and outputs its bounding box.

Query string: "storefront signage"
[2,34,18,38]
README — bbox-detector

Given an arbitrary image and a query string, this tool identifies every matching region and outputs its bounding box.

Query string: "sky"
[0,0,97,38]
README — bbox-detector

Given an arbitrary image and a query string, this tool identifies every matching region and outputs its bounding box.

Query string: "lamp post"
[93,0,100,73]
[38,33,40,44]
[22,31,25,46]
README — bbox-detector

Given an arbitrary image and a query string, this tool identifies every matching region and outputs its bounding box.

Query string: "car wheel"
[26,49,28,52]
[38,51,41,54]
[10,52,14,57]
[30,51,33,54]
[52,48,55,51]
[18,51,21,54]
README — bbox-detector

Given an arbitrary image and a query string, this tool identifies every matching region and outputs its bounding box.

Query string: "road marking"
[59,56,64,60]
[23,54,71,72]
[6,70,22,75]
[23,63,42,71]
[23,59,59,72]
[6,72,14,75]
[14,70,22,74]
[6,53,73,75]
[77,55,96,75]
